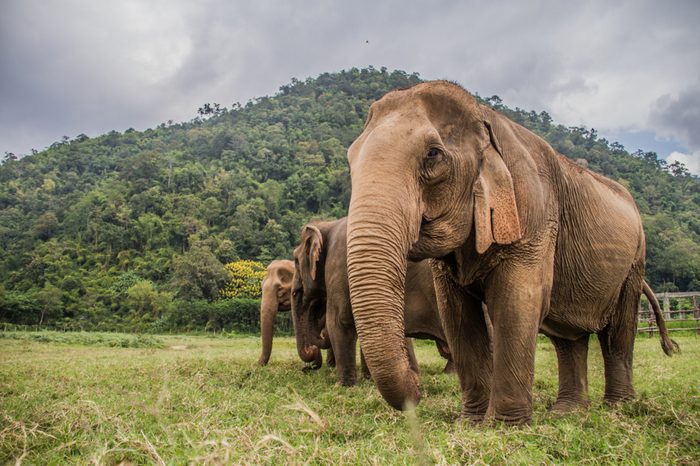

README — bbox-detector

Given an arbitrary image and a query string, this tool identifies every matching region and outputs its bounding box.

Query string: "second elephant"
[291,217,453,386]
[258,259,334,367]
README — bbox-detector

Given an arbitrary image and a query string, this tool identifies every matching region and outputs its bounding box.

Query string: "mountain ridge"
[1,67,698,327]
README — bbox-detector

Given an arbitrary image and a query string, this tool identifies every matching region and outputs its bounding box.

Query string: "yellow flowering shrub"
[220,260,267,299]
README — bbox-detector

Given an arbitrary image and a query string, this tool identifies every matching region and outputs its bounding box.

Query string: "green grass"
[1,333,698,464]
[0,331,164,348]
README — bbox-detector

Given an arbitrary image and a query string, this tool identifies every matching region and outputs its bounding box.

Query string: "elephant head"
[346,81,522,409]
[291,223,331,366]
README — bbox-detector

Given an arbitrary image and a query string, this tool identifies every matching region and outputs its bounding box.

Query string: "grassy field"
[1,332,698,464]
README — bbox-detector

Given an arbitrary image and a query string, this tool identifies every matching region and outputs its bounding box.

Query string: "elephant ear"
[473,119,522,254]
[299,224,324,280]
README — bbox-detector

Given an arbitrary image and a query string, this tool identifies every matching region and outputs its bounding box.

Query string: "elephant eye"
[421,146,449,184]
[426,147,441,159]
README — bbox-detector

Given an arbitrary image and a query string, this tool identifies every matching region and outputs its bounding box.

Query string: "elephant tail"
[642,281,680,356]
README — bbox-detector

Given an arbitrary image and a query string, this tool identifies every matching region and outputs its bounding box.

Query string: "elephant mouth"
[410,214,462,261]
[300,344,318,361]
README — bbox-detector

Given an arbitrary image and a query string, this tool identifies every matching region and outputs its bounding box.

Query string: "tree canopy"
[1,66,698,329]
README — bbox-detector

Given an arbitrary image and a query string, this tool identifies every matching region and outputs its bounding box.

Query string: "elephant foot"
[483,410,532,425]
[336,377,357,387]
[485,405,533,425]
[490,414,532,426]
[458,412,486,424]
[361,366,371,380]
[256,358,269,367]
[461,398,489,424]
[603,383,635,405]
[336,371,358,386]
[551,397,589,413]
[603,391,635,406]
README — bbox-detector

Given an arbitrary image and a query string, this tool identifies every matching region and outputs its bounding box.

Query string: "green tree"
[35,212,59,240]
[169,244,229,301]
[36,282,63,325]
[0,67,698,331]
[126,280,161,317]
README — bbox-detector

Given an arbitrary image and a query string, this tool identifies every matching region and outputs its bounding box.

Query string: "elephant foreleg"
[406,338,420,375]
[484,261,552,425]
[328,319,358,386]
[326,346,336,367]
[550,334,590,411]
[431,261,492,422]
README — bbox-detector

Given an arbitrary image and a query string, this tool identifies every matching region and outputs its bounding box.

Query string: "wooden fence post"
[663,293,671,321]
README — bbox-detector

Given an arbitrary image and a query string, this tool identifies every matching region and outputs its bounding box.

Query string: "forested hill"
[1,67,698,325]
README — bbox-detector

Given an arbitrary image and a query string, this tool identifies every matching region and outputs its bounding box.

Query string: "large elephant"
[291,217,454,386]
[345,81,678,423]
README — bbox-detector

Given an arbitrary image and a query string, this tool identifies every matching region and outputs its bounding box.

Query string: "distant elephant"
[258,259,335,368]
[291,217,454,386]
[257,260,294,366]
[344,81,677,423]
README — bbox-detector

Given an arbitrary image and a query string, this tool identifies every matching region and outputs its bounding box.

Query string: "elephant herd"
[254,81,677,424]
[258,218,455,379]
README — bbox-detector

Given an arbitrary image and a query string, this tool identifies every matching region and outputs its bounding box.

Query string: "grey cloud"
[0,1,182,152]
[649,85,700,150]
[1,0,700,158]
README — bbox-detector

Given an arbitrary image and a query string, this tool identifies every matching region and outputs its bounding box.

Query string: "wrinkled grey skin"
[292,217,454,386]
[345,81,677,423]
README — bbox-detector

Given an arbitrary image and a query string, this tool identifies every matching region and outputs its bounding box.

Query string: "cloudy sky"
[2,0,699,173]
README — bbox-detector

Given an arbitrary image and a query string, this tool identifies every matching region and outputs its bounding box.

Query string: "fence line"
[638,291,700,335]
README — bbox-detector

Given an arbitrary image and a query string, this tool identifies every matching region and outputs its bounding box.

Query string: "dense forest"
[1,67,698,330]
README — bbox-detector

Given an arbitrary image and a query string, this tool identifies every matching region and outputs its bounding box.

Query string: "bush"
[206,298,262,332]
[0,331,164,348]
[220,260,267,299]
[0,290,40,325]
[0,294,294,335]
[163,298,292,334]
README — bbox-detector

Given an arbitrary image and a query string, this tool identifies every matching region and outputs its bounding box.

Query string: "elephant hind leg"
[598,272,641,403]
[435,340,455,374]
[550,334,590,411]
[598,328,635,403]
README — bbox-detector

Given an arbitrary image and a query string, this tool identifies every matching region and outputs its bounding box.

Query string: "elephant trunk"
[257,287,276,366]
[292,292,323,365]
[347,189,421,410]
